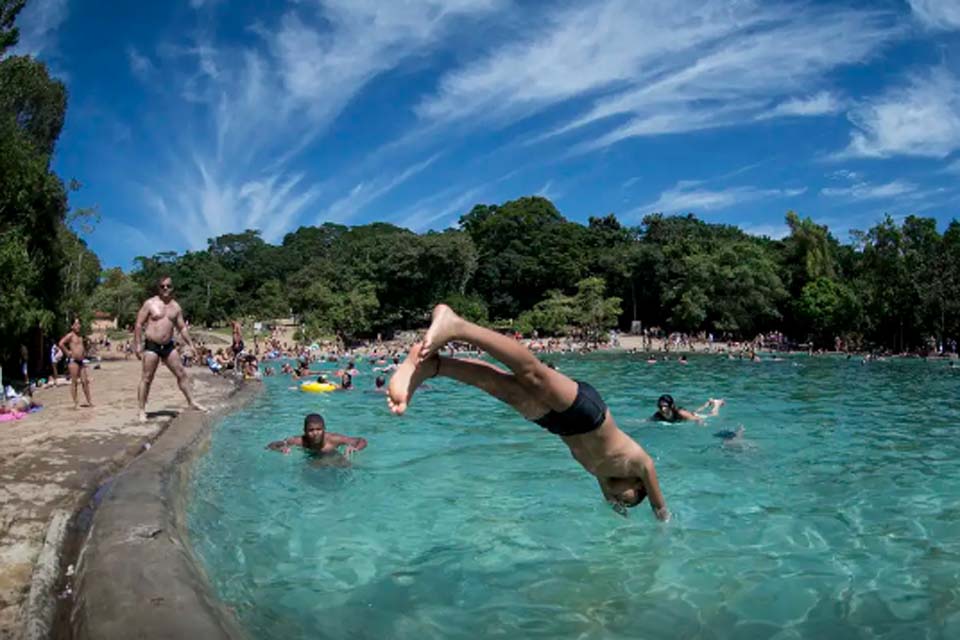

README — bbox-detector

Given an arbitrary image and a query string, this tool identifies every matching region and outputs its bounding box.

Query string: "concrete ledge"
[21,510,69,640]
[70,382,260,640]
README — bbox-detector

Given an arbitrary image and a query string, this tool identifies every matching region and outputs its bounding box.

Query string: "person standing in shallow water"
[388,304,670,521]
[134,276,207,422]
[58,318,93,409]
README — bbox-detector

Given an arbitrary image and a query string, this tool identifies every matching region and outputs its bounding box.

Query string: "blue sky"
[11,0,960,268]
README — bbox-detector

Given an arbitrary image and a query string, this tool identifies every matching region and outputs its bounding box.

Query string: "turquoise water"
[187,355,960,639]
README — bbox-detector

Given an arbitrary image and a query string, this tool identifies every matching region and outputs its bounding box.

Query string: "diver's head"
[303,413,326,446]
[616,481,648,508]
[608,480,648,516]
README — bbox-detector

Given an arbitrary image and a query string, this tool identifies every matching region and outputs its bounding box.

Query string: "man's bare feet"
[420,304,461,362]
[138,409,148,423]
[387,343,438,415]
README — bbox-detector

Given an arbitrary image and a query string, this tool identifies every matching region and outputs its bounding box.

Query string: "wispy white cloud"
[908,0,960,30]
[633,181,806,217]
[323,155,439,223]
[391,185,485,232]
[944,158,960,174]
[820,179,918,201]
[535,180,563,202]
[419,0,897,153]
[828,169,862,181]
[764,91,844,119]
[127,46,154,82]
[10,0,69,58]
[141,0,500,249]
[739,222,789,240]
[840,67,960,159]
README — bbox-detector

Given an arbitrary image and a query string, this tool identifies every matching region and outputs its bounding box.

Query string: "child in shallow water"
[387,304,670,521]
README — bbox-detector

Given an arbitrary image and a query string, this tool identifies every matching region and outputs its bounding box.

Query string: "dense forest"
[3,0,959,381]
[0,0,101,374]
[98,202,960,354]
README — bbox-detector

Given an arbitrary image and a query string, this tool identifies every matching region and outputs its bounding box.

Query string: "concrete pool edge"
[69,380,261,640]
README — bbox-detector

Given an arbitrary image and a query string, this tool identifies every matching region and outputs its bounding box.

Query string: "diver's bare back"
[142,296,181,343]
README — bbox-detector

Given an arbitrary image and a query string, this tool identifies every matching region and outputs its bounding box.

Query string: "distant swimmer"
[58,318,93,409]
[266,413,368,458]
[714,426,755,451]
[387,304,669,521]
[134,275,207,422]
[652,394,724,424]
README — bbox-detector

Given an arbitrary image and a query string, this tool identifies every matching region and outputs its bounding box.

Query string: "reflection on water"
[188,354,960,639]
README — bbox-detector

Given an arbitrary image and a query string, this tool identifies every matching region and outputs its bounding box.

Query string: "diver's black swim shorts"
[533,380,608,436]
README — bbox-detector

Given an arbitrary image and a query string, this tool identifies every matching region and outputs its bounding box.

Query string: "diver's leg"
[419,304,577,411]
[388,343,547,418]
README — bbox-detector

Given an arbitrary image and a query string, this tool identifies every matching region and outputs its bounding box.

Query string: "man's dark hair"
[375,375,385,388]
[303,413,325,433]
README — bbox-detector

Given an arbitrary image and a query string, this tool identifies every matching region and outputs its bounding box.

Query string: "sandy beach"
[0,358,233,640]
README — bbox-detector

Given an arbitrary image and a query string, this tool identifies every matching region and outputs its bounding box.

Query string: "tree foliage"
[79,195,960,354]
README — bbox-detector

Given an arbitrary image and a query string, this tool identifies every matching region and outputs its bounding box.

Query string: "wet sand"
[0,357,234,640]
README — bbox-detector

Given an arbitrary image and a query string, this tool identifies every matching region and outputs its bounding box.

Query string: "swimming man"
[58,318,93,409]
[388,304,669,521]
[651,395,724,424]
[134,276,206,422]
[266,413,368,457]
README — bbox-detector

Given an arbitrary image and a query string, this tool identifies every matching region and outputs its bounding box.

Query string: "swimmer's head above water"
[656,394,676,420]
[303,413,325,447]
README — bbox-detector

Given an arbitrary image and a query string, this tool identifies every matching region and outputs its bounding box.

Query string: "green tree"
[91,267,143,329]
[571,277,622,338]
[461,197,589,320]
[795,277,860,348]
[0,0,25,54]
[253,279,289,320]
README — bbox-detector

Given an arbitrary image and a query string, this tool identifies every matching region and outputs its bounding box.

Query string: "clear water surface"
[187,354,960,639]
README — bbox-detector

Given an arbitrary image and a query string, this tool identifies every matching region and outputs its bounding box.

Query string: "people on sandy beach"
[388,304,669,521]
[266,413,368,459]
[134,276,206,422]
[50,342,63,386]
[651,395,724,424]
[58,318,93,409]
[231,320,245,358]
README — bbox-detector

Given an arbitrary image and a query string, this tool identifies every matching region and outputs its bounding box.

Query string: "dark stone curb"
[69,381,260,640]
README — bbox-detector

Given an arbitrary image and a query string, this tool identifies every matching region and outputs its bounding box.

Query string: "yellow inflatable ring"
[301,381,338,393]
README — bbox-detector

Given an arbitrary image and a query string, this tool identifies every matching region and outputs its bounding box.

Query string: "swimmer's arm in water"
[266,436,299,453]
[326,432,368,454]
[676,408,704,423]
[694,398,725,419]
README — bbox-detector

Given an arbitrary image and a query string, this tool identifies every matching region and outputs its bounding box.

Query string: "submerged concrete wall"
[70,383,259,640]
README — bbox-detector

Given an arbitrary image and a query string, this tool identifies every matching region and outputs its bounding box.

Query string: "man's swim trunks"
[144,339,176,359]
[533,381,608,436]
[65,357,85,368]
